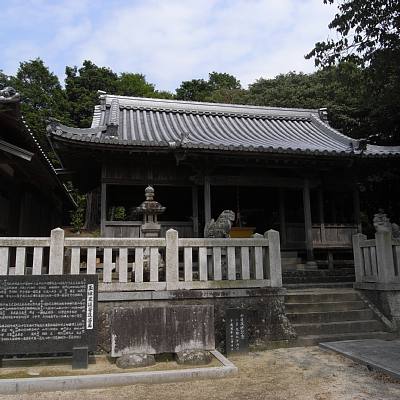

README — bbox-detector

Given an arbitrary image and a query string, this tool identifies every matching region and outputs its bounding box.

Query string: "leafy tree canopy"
[306,0,400,144]
[65,60,119,127]
[176,72,242,102]
[306,0,400,67]
[5,59,70,151]
[248,63,368,139]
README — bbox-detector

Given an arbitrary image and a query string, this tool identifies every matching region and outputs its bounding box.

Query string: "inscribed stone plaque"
[225,309,248,354]
[111,305,215,356]
[0,275,98,355]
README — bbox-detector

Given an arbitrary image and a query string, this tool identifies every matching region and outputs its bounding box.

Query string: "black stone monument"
[0,275,98,369]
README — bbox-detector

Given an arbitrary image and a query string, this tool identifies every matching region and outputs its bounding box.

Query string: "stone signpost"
[0,275,98,369]
[225,309,249,355]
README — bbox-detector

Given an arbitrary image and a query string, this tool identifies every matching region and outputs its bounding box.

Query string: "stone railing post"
[49,227,65,275]
[375,230,395,283]
[166,229,179,287]
[352,233,367,283]
[265,229,282,287]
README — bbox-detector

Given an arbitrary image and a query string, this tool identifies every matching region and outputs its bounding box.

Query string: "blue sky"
[0,0,337,92]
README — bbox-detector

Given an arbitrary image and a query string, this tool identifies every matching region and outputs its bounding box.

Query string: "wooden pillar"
[353,186,362,233]
[302,179,315,264]
[317,188,326,243]
[192,185,199,237]
[278,189,287,247]
[204,176,211,227]
[100,182,107,237]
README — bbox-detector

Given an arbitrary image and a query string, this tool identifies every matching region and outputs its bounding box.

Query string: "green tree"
[65,60,118,127]
[0,70,10,87]
[208,72,241,91]
[307,0,400,144]
[176,78,210,101]
[176,72,242,102]
[116,73,174,99]
[116,73,156,97]
[248,64,368,139]
[306,0,400,67]
[8,59,70,148]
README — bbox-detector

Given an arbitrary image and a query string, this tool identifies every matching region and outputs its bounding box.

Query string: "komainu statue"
[373,209,400,239]
[204,210,235,238]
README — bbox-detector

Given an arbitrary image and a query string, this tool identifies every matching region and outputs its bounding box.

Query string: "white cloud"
[0,0,337,91]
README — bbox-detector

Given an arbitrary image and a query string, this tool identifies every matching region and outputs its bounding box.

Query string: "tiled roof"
[48,94,400,157]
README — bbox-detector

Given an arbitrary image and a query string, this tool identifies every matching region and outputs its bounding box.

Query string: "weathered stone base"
[355,283,400,332]
[175,350,212,365]
[97,287,296,354]
[116,353,156,369]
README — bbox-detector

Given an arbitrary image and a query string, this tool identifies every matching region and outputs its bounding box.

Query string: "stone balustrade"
[353,231,400,289]
[0,228,282,291]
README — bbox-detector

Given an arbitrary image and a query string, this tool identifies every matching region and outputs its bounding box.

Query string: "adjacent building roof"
[0,87,74,206]
[48,93,400,157]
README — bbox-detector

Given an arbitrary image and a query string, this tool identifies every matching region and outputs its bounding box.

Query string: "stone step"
[294,331,396,347]
[282,258,300,265]
[285,291,360,303]
[287,309,375,324]
[285,300,367,313]
[283,276,355,284]
[281,251,298,258]
[293,319,383,336]
[285,282,354,289]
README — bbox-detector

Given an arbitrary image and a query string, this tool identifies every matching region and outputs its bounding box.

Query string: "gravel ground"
[2,346,400,400]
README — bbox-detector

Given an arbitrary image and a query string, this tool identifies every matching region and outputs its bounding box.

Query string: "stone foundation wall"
[360,288,400,331]
[97,288,295,354]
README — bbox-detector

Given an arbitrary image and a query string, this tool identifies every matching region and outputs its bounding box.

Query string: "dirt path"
[2,346,400,400]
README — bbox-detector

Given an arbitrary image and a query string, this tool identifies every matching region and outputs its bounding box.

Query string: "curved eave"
[49,130,374,159]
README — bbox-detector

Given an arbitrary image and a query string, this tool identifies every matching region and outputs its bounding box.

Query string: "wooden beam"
[206,175,320,188]
[0,139,34,161]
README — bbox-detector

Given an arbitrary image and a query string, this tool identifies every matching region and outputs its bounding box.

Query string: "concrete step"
[285,291,360,303]
[285,300,367,313]
[293,319,383,336]
[287,309,375,324]
[294,331,396,347]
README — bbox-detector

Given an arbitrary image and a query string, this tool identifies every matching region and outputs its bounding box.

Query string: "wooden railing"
[286,223,358,248]
[0,228,282,291]
[103,221,194,238]
[353,231,400,287]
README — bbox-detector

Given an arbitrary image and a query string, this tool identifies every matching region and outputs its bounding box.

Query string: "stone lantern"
[135,186,166,238]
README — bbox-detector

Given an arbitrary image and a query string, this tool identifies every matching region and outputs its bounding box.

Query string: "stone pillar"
[265,229,282,287]
[376,230,395,283]
[352,233,367,283]
[49,227,65,275]
[166,229,179,289]
[302,179,316,267]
